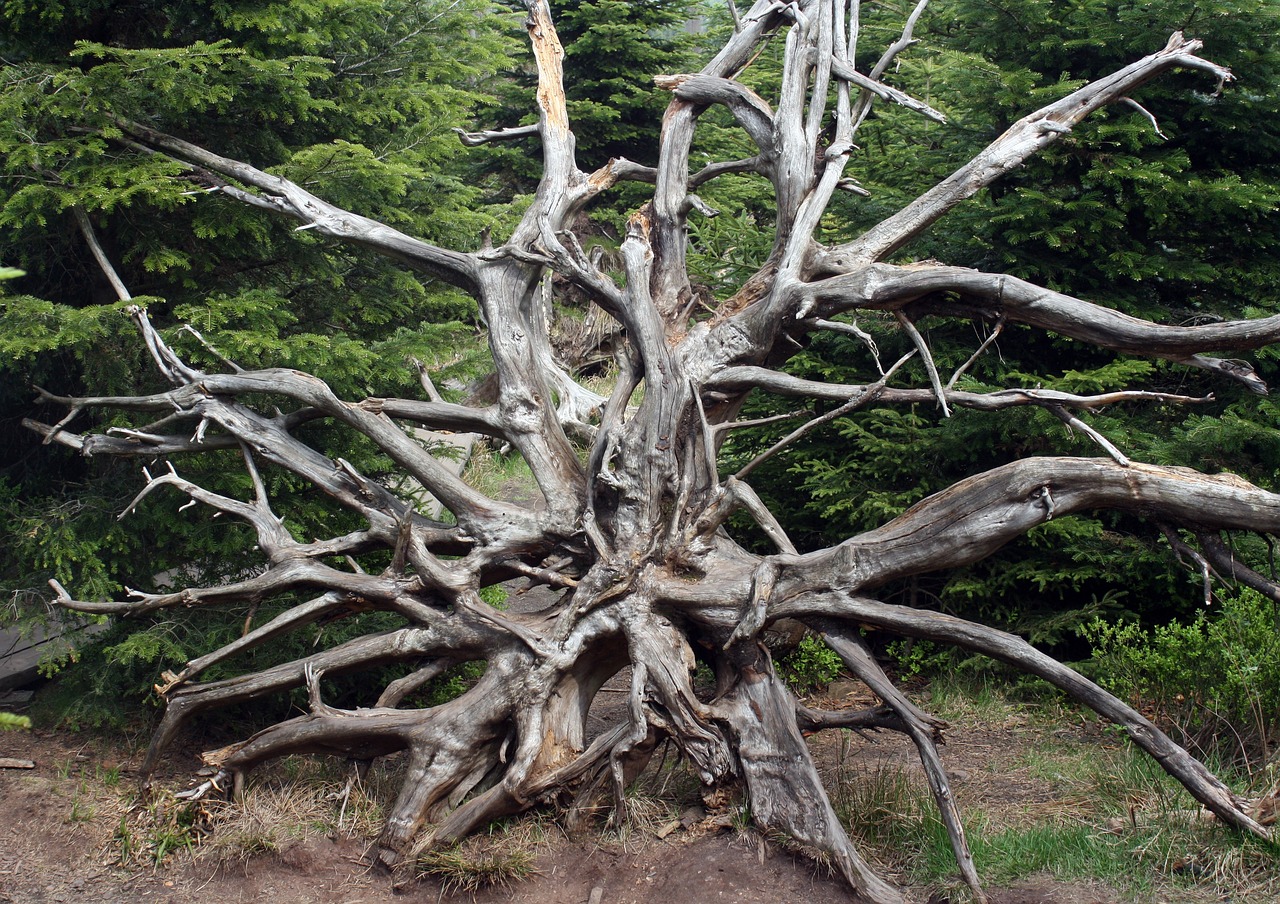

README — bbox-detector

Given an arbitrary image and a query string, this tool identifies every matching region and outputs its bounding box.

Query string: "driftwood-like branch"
[796,262,1280,391]
[818,32,1231,266]
[453,123,540,146]
[829,56,947,123]
[710,366,1210,412]
[71,206,132,301]
[1196,530,1280,604]
[28,7,1277,902]
[819,622,984,901]
[658,74,777,152]
[112,119,480,291]
[729,352,912,480]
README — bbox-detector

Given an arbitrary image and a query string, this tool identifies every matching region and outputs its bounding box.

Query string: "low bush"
[777,635,844,695]
[1083,587,1280,770]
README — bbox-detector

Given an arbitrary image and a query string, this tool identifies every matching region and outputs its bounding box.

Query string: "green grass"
[460,441,537,501]
[967,823,1136,885]
[832,684,1279,902]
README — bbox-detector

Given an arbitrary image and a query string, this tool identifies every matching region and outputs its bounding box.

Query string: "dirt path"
[0,693,1237,904]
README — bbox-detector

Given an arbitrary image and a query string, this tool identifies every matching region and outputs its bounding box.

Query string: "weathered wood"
[26,3,1276,901]
[0,621,106,691]
[819,623,985,902]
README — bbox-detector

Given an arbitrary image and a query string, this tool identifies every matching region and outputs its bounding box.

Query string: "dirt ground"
[0,684,1249,904]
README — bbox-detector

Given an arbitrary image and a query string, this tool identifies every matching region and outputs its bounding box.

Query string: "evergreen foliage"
[1084,587,1280,768]
[480,0,701,208]
[0,0,516,702]
[4,3,1276,892]
[553,0,700,168]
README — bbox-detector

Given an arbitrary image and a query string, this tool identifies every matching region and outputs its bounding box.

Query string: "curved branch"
[648,0,793,315]
[137,624,492,780]
[1196,530,1280,605]
[818,33,1232,265]
[115,459,293,555]
[690,155,766,187]
[779,455,1280,601]
[775,592,1269,840]
[359,397,504,437]
[798,263,1280,391]
[657,74,776,153]
[794,701,907,735]
[112,120,479,291]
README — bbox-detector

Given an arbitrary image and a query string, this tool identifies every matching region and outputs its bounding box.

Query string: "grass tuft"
[413,820,545,894]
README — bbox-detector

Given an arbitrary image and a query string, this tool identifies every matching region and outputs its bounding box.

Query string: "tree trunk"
[29,3,1276,901]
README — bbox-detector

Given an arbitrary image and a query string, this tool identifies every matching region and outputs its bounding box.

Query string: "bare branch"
[895,311,950,416]
[818,622,984,901]
[732,352,912,480]
[452,123,539,147]
[690,155,766,187]
[71,206,131,301]
[820,33,1232,265]
[1121,96,1167,138]
[829,56,947,123]
[947,318,1004,389]
[112,120,479,291]
[1160,523,1214,606]
[808,317,882,372]
[708,369,1210,415]
[1197,531,1280,604]
[179,323,244,373]
[657,74,776,152]
[798,263,1280,391]
[1047,404,1130,466]
[156,592,351,693]
[785,457,1280,598]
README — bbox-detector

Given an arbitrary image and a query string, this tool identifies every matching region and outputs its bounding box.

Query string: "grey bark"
[28,3,1277,901]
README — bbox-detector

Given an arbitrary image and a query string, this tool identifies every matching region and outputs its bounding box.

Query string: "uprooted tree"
[26,1,1280,900]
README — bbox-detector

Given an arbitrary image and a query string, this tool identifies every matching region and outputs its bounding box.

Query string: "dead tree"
[27,3,1280,901]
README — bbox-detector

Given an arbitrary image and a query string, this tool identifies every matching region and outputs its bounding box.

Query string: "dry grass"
[608,792,680,850]
[197,776,384,870]
[47,685,1275,902]
[100,754,396,871]
[411,817,550,894]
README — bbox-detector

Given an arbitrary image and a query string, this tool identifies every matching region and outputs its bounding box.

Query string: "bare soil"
[0,685,1244,904]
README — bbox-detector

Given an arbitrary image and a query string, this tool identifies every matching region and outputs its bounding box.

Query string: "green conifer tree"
[0,0,516,715]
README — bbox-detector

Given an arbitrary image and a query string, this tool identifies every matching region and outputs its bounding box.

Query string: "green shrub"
[1083,588,1280,769]
[777,635,843,695]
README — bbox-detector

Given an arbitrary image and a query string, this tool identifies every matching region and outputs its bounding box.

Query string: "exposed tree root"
[28,3,1277,901]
